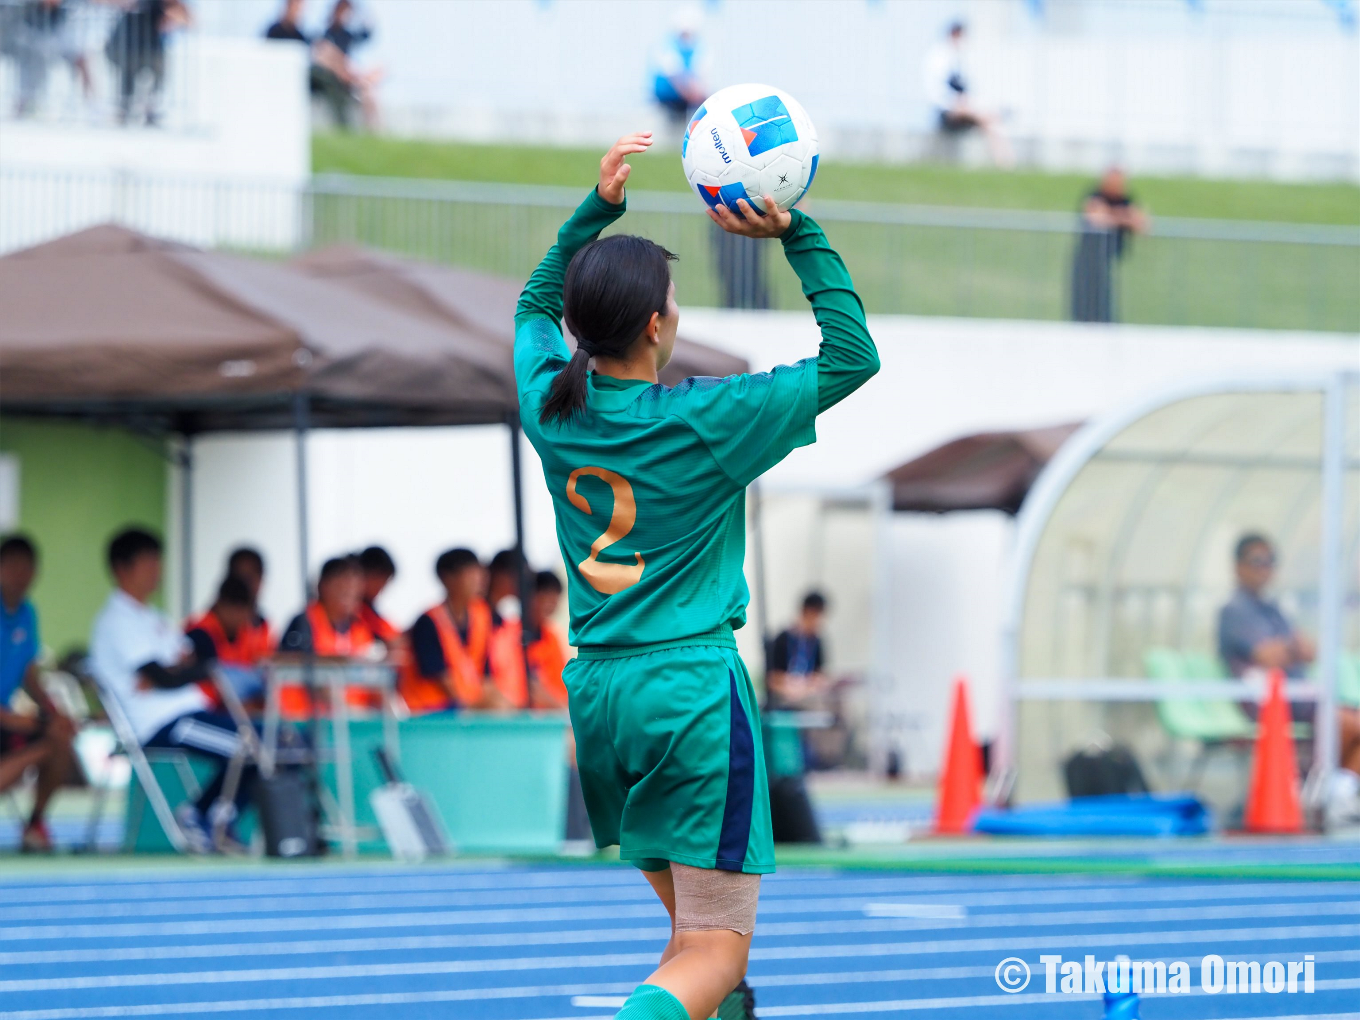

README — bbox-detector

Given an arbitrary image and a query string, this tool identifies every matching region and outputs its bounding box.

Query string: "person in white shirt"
[920,20,1012,167]
[89,528,255,853]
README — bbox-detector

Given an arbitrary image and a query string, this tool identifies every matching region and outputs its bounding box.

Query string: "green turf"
[314,133,1360,225]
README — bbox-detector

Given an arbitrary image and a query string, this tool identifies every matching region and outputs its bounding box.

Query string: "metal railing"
[3,166,1357,333]
[0,0,200,129]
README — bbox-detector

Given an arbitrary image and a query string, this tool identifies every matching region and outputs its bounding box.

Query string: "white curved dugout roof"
[998,370,1359,802]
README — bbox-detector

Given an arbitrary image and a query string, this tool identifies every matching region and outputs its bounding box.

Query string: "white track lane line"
[3,920,1359,968]
[11,875,1331,920]
[5,874,1353,915]
[5,896,1358,942]
[2,868,1333,907]
[5,946,1358,996]
[0,869,1138,903]
[4,979,1359,1020]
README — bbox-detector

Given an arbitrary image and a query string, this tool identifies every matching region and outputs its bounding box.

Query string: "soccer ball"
[681,84,819,216]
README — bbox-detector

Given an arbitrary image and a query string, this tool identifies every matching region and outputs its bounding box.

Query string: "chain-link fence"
[3,167,1357,333]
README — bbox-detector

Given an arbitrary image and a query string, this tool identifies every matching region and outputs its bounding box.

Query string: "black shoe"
[716,979,756,1020]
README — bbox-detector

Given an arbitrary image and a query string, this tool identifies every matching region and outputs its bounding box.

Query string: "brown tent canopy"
[886,423,1083,515]
[0,225,516,432]
[290,244,750,386]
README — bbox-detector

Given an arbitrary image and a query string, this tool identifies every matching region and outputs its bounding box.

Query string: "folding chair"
[83,674,195,854]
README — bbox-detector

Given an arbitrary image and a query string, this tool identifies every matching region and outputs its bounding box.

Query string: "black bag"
[1063,745,1150,799]
[255,771,320,857]
[769,773,822,844]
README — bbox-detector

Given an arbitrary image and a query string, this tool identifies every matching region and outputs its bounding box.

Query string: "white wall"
[0,38,309,253]
[177,313,1358,775]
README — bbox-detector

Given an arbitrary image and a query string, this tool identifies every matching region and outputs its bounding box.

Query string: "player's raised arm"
[513,132,652,328]
[710,197,879,414]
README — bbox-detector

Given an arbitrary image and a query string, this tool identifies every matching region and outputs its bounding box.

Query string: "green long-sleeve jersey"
[515,187,879,649]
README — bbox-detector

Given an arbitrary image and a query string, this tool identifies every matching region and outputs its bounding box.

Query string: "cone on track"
[935,677,983,834]
[1244,669,1303,834]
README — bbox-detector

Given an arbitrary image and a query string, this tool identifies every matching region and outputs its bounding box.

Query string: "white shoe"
[1324,791,1360,833]
[174,803,214,854]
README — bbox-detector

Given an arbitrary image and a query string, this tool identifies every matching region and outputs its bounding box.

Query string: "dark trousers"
[145,711,256,818]
[1070,229,1119,323]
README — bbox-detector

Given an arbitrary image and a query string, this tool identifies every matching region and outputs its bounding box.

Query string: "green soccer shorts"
[564,631,775,875]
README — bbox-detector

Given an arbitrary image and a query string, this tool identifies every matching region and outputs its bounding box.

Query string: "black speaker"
[255,771,319,857]
[769,773,822,844]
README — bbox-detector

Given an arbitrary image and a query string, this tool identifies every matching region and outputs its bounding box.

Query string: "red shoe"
[20,821,53,854]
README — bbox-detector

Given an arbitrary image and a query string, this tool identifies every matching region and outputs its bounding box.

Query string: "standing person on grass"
[515,133,878,1020]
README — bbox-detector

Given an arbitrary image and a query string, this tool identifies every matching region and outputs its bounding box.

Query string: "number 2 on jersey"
[566,467,645,595]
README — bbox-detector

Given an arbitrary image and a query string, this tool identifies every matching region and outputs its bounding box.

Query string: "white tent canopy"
[997,371,1360,804]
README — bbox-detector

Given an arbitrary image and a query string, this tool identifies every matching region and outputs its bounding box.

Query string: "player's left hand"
[708,195,791,238]
[598,132,653,205]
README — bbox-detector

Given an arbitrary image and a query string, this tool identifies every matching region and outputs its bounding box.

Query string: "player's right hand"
[709,195,792,238]
[598,132,653,205]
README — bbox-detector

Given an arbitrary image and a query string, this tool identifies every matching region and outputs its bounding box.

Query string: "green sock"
[614,983,689,1020]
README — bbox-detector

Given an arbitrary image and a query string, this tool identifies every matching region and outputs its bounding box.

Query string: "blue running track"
[0,861,1357,1019]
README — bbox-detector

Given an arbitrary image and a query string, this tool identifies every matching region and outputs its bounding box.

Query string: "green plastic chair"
[1338,654,1360,710]
[1147,647,1256,793]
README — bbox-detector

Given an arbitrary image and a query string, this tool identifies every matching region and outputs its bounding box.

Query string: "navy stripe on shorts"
[716,669,755,871]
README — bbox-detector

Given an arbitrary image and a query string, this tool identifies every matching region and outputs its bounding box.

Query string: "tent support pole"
[1306,372,1347,811]
[179,436,193,620]
[293,393,312,602]
[750,480,771,658]
[509,414,532,684]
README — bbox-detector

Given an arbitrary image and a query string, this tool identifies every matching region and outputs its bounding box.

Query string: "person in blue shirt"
[649,10,706,125]
[0,535,77,853]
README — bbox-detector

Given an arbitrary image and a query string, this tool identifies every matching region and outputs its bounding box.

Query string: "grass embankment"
[312,134,1360,331]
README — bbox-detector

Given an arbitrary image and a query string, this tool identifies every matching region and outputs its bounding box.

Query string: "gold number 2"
[566,466,645,595]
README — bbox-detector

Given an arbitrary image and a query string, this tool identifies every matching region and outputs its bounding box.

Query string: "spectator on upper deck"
[921,20,1012,167]
[649,6,707,128]
[2,0,93,119]
[311,0,381,130]
[106,0,191,127]
[263,0,308,43]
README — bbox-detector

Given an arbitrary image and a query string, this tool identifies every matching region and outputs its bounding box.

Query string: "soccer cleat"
[1324,786,1360,833]
[174,803,214,855]
[1102,989,1140,1019]
[715,979,757,1020]
[20,821,53,854]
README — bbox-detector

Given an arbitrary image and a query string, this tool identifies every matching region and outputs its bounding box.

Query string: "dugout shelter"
[995,371,1360,806]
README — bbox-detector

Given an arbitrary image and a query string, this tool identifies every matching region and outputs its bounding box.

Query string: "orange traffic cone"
[1244,669,1303,834]
[935,677,983,834]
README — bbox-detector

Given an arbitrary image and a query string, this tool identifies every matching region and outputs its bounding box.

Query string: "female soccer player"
[515,132,878,1020]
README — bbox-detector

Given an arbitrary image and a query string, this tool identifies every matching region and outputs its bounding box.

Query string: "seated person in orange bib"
[277,556,382,716]
[225,546,272,644]
[185,574,274,704]
[357,545,401,649]
[402,548,527,712]
[520,570,572,709]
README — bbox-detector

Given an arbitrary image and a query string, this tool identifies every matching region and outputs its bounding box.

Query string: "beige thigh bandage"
[671,862,761,935]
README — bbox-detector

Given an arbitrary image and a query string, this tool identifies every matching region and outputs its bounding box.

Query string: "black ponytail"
[540,234,677,426]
